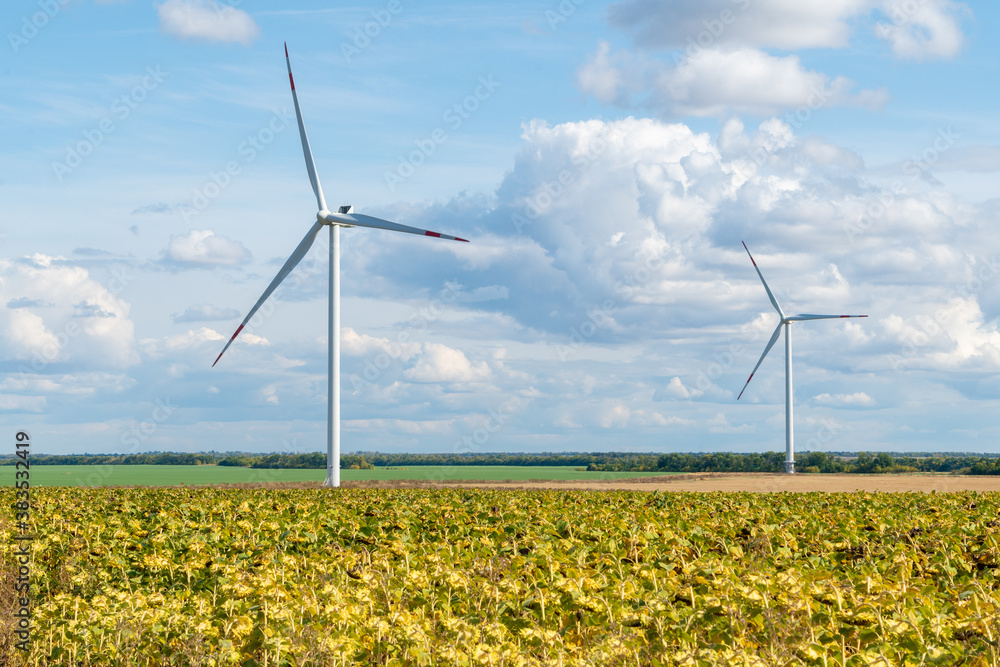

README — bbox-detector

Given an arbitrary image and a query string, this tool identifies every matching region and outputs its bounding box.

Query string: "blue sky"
[2,0,1000,456]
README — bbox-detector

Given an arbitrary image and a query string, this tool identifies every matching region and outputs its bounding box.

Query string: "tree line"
[2,450,998,474]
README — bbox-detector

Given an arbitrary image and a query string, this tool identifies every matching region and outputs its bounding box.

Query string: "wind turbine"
[736,242,866,474]
[212,44,469,488]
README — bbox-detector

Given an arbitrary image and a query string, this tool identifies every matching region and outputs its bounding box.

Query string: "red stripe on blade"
[288,73,295,90]
[455,237,469,242]
[232,324,244,340]
[424,231,441,238]
[284,42,288,58]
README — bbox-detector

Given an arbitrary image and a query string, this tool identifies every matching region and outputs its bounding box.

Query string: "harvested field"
[207,473,1000,493]
[340,472,1000,493]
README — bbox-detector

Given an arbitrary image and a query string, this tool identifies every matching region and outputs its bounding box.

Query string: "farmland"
[24,465,673,487]
[3,487,999,665]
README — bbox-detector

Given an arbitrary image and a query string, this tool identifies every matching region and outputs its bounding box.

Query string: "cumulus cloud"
[141,327,266,359]
[814,392,876,407]
[402,343,491,384]
[875,0,966,60]
[707,412,754,434]
[607,0,874,51]
[0,257,137,370]
[163,230,251,268]
[578,43,889,117]
[157,0,260,46]
[654,376,699,400]
[342,327,422,361]
[606,0,968,61]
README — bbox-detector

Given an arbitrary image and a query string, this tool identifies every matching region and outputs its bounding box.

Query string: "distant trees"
[1,450,997,474]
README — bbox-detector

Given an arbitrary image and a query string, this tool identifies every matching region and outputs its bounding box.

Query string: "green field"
[16,464,674,487]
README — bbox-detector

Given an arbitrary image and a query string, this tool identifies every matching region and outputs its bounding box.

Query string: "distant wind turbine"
[213,44,469,488]
[737,242,866,473]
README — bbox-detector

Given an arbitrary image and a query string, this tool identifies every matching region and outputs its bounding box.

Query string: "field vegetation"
[3,487,999,665]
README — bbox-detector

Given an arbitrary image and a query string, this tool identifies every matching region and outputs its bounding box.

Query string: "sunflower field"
[2,487,999,665]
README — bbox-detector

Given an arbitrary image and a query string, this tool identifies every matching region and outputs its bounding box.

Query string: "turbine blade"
[787,314,868,321]
[329,211,469,242]
[285,43,327,212]
[742,241,784,319]
[213,220,324,367]
[737,322,783,400]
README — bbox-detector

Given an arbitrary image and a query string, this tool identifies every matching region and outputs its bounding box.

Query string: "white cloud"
[707,412,754,434]
[0,394,46,412]
[607,0,875,51]
[654,376,695,400]
[578,44,889,117]
[875,0,966,60]
[606,0,968,61]
[342,327,421,361]
[814,392,876,407]
[157,0,260,46]
[402,343,491,384]
[0,258,137,369]
[599,403,632,428]
[164,230,251,268]
[141,327,266,360]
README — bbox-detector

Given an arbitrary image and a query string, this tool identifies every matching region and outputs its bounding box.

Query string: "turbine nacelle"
[318,207,357,228]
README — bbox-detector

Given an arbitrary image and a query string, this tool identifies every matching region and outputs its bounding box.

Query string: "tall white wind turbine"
[737,242,866,473]
[213,44,469,487]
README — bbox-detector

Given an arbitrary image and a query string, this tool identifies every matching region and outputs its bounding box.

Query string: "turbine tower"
[737,242,866,473]
[213,44,468,487]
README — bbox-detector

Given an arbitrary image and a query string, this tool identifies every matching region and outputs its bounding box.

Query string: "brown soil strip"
[204,473,1000,493]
